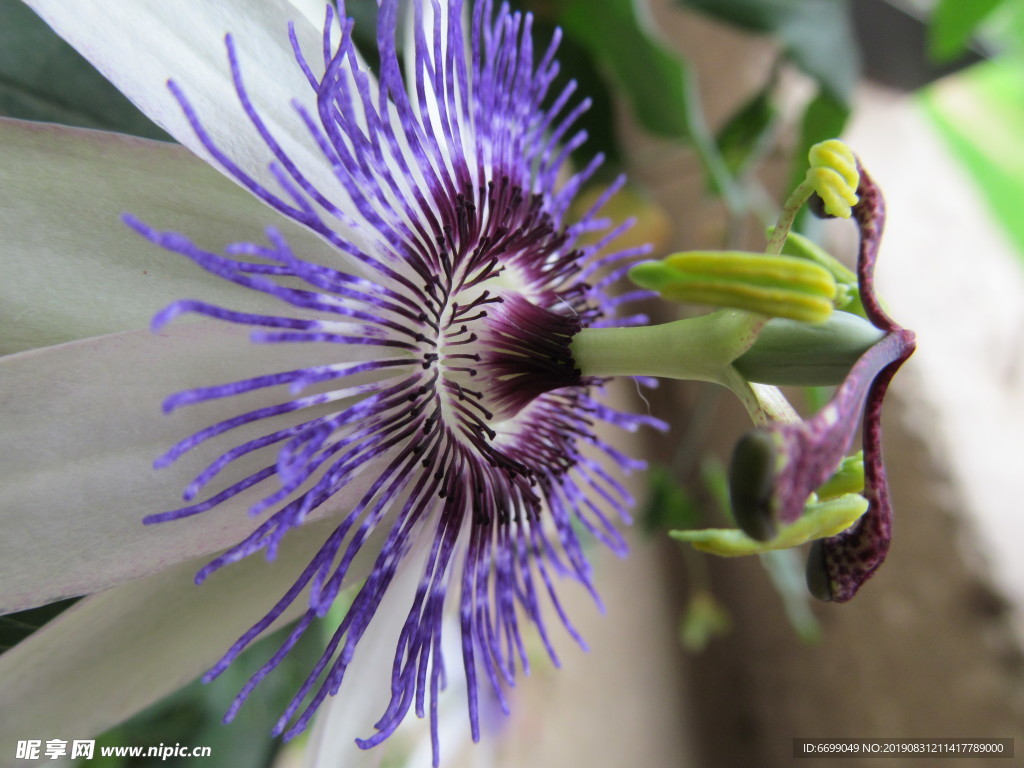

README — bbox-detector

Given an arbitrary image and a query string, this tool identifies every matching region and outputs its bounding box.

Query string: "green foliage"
[642,465,699,532]
[557,0,742,207]
[560,0,691,138]
[676,0,804,31]
[929,0,1006,62]
[715,83,778,177]
[922,59,1024,263]
[0,0,168,139]
[788,90,851,231]
[676,0,859,103]
[0,598,78,654]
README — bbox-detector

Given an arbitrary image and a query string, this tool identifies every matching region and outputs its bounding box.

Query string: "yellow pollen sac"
[806,139,860,218]
[630,251,837,324]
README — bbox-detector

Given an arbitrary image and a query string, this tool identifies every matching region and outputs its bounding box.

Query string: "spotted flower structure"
[800,169,916,602]
[637,144,915,602]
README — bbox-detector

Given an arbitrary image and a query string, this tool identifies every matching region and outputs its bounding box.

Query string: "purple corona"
[125,1,659,763]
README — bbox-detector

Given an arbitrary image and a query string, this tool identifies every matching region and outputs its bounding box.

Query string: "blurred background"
[3,0,1024,765]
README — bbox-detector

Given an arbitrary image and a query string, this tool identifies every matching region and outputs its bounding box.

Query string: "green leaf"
[675,0,802,32]
[715,83,778,176]
[0,0,168,139]
[559,0,742,208]
[532,18,624,172]
[929,0,1006,62]
[561,0,687,138]
[678,590,732,652]
[776,1,858,103]
[642,465,699,532]
[922,59,1024,265]
[677,0,859,103]
[0,598,78,655]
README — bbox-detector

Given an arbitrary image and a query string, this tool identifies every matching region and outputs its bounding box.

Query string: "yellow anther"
[631,251,837,324]
[805,140,860,218]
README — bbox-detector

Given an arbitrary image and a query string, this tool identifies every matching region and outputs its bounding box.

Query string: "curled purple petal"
[728,165,916,600]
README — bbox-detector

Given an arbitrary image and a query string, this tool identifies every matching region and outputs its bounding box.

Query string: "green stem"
[717,368,800,426]
[765,179,814,255]
[570,310,763,382]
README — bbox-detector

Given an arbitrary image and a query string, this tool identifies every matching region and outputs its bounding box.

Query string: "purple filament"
[130,0,664,764]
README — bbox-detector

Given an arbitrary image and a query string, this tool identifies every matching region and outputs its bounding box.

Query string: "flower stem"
[570,310,764,382]
[765,179,814,256]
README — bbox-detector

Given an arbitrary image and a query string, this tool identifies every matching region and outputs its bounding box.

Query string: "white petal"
[0,321,383,613]
[23,0,323,190]
[287,0,333,29]
[305,541,431,768]
[22,0,400,276]
[0,516,346,754]
[401,0,475,203]
[0,118,339,355]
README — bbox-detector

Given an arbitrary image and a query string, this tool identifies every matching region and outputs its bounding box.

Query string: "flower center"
[408,176,590,433]
[432,284,583,430]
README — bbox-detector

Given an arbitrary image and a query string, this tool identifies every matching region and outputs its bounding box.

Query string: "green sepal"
[669,492,868,557]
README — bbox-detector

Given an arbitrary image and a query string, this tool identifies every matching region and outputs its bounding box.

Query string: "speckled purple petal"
[729,166,915,601]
